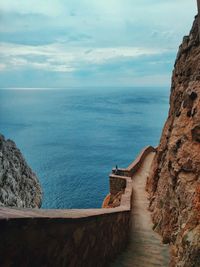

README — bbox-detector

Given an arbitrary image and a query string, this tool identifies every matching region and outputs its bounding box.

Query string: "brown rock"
[147,16,200,267]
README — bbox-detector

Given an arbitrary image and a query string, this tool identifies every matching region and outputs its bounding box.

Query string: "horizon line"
[0,86,170,90]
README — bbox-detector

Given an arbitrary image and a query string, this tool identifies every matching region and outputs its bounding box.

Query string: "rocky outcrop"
[0,134,42,208]
[102,191,123,208]
[146,16,200,267]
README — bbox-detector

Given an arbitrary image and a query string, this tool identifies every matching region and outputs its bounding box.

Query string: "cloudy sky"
[0,0,197,88]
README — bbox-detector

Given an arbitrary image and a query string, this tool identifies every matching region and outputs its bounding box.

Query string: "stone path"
[111,152,170,267]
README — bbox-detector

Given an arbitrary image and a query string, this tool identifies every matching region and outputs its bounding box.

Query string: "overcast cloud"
[0,0,197,88]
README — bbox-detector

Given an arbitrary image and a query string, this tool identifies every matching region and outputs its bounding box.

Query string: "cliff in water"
[147,16,200,267]
[0,134,42,208]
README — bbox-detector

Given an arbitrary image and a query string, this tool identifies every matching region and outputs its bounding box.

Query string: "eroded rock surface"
[147,16,200,267]
[103,191,123,208]
[0,134,42,208]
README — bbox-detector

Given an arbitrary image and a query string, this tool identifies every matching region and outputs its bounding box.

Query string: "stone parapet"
[0,146,155,267]
[0,207,130,267]
[109,174,127,195]
[127,146,156,176]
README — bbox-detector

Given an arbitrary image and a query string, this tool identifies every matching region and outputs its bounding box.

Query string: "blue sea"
[0,87,169,209]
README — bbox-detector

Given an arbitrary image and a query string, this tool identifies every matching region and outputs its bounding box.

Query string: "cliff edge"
[0,134,42,208]
[147,16,200,267]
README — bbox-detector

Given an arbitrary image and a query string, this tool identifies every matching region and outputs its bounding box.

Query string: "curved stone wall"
[127,146,156,176]
[0,146,155,267]
[0,208,130,267]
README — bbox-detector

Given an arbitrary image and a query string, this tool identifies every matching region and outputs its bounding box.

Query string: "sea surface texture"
[0,87,169,209]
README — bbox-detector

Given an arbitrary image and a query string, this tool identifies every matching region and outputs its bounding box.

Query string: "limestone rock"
[0,134,42,208]
[147,16,200,267]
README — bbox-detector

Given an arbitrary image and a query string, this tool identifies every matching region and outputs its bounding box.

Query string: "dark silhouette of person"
[115,165,118,174]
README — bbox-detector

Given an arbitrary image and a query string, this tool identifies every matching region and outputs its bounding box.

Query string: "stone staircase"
[111,152,170,267]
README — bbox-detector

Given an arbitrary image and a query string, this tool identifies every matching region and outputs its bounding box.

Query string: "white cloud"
[0,0,63,16]
[0,63,6,71]
[0,42,170,73]
[81,47,168,64]
[0,0,197,87]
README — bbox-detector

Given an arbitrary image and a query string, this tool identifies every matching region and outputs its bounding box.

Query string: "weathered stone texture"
[0,134,42,208]
[147,16,200,267]
[110,175,126,195]
[0,210,130,267]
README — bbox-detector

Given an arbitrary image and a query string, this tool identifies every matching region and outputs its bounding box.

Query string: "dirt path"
[111,152,169,267]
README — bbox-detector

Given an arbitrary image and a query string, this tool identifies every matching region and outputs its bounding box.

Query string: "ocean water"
[0,87,169,209]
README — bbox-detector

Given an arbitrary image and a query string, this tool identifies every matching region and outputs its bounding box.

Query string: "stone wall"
[111,146,156,178]
[104,146,156,209]
[0,208,130,267]
[0,146,154,267]
[110,174,127,195]
[127,146,156,176]
[0,174,132,267]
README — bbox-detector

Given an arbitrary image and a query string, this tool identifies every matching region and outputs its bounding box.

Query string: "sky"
[0,0,197,88]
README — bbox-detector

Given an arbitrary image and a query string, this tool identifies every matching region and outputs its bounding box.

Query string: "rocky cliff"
[147,16,200,267]
[0,134,42,208]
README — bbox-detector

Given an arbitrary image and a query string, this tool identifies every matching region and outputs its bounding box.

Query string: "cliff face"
[0,134,42,208]
[147,16,200,267]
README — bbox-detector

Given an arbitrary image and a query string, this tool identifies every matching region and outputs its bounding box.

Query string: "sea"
[0,87,169,209]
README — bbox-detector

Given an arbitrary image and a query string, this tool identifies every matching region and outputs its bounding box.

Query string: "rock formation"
[0,134,42,208]
[147,16,200,267]
[102,191,123,208]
